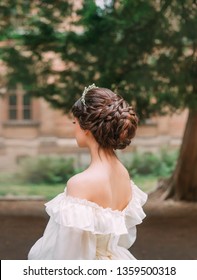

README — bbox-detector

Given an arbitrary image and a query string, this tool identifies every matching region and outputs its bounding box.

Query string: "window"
[8,92,32,121]
[8,94,17,120]
[23,93,31,120]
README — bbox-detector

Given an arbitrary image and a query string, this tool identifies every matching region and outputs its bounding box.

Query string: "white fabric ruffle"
[45,180,147,235]
[124,181,147,228]
[28,180,148,260]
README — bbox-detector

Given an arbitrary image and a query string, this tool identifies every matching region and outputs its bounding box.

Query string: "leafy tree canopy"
[0,0,197,119]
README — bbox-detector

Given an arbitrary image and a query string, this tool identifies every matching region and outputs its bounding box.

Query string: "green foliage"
[18,156,76,184]
[2,0,197,118]
[125,149,179,178]
[11,150,178,185]
[0,173,156,199]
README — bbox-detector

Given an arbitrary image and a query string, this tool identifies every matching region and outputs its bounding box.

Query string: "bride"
[28,84,147,260]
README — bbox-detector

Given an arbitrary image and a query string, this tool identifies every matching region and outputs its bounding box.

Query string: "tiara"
[81,83,98,106]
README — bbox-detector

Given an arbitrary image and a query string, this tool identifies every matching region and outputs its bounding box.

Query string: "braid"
[72,88,138,150]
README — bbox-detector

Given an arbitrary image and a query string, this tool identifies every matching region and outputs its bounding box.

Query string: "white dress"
[28,181,147,260]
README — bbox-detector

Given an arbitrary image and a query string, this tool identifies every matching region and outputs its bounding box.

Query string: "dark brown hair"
[72,87,138,150]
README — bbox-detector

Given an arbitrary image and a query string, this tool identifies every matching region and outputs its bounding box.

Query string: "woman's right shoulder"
[66,171,94,200]
[67,172,83,187]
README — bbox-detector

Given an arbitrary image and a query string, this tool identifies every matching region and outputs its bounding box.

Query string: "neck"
[88,142,117,165]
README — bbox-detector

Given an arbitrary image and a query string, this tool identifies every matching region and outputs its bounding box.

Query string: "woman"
[28,84,147,260]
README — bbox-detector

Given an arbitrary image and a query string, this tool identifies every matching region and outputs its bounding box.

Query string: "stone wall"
[0,97,188,171]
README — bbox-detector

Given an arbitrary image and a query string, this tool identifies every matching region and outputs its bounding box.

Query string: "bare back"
[67,158,132,211]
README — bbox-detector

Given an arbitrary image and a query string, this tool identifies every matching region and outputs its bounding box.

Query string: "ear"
[84,129,90,135]
[84,129,94,139]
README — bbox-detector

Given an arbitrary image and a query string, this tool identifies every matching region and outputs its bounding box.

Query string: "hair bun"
[72,88,138,150]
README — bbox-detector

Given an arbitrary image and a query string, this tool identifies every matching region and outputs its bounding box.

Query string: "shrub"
[124,149,178,178]
[18,156,76,184]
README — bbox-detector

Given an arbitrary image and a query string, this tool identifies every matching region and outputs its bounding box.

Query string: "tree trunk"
[164,109,197,201]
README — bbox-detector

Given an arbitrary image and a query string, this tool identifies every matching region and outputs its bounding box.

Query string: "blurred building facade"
[0,89,188,171]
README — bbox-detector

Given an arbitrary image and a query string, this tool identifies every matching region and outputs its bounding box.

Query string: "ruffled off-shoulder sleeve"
[118,181,148,249]
[45,192,128,235]
[29,193,99,260]
[29,191,128,260]
[28,181,147,260]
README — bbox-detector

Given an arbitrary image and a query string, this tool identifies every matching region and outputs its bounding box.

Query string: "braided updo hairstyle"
[72,87,138,150]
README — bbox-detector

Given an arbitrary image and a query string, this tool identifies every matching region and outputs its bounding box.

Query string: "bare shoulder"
[66,171,97,200]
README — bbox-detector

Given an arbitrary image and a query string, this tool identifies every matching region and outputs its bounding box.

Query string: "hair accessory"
[81,83,98,106]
